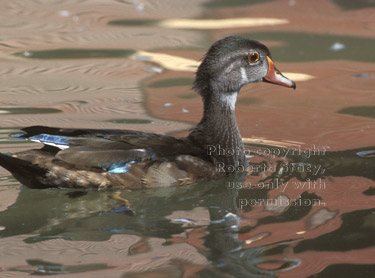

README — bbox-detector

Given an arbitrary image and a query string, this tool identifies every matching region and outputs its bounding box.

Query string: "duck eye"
[248,52,260,63]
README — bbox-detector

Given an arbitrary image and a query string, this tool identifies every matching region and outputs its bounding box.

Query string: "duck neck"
[190,90,245,172]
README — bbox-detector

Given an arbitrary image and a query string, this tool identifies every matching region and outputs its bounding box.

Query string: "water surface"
[0,0,374,277]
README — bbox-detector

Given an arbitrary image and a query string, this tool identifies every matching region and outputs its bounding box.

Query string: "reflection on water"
[337,106,375,119]
[109,17,289,29]
[1,144,374,277]
[148,78,194,88]
[1,0,375,277]
[14,259,114,276]
[106,118,153,124]
[333,0,375,10]
[14,49,135,60]
[0,107,62,114]
[238,32,375,62]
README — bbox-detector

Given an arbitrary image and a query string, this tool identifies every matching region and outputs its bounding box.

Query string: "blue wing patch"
[103,160,136,174]
[29,133,72,149]
[25,133,141,173]
[9,132,27,138]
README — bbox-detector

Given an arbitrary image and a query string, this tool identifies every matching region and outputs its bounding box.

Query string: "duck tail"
[0,153,48,188]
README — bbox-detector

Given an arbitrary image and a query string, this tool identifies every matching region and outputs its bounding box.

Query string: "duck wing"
[19,125,204,156]
[2,126,215,189]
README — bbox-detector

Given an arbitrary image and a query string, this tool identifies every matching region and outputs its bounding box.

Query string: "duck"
[0,36,295,189]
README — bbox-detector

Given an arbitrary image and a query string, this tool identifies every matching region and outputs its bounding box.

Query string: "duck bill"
[264,56,296,89]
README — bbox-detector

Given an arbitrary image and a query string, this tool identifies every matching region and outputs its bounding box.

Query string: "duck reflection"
[0,145,374,277]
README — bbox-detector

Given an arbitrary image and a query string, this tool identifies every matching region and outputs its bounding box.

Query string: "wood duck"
[0,36,295,189]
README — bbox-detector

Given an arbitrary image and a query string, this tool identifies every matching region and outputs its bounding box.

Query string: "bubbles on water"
[133,0,145,14]
[58,10,71,17]
[23,51,32,57]
[330,42,345,51]
[162,103,173,108]
[144,66,163,73]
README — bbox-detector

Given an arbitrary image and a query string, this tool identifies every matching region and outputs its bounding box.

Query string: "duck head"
[194,36,295,98]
